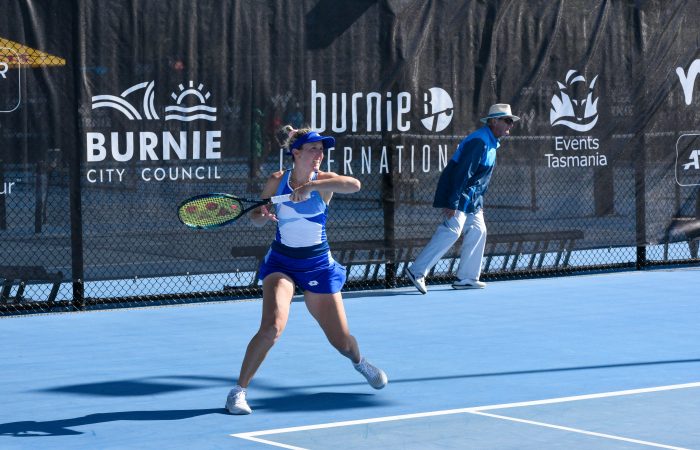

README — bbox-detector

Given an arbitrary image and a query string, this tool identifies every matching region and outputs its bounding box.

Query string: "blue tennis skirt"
[258,248,347,294]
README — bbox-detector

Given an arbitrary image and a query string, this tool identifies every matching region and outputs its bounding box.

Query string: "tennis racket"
[177,193,290,229]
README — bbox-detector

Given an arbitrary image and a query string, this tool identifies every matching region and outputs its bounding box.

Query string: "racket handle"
[269,193,291,204]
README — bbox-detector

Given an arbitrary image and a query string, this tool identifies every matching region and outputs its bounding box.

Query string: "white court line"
[231,381,700,448]
[470,411,689,450]
[235,435,308,450]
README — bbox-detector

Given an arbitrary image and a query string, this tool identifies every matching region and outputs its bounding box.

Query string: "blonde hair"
[281,125,313,149]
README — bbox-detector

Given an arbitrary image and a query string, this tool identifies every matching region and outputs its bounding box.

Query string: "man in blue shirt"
[406,104,519,293]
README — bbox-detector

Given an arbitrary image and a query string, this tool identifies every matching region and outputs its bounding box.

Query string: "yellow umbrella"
[0,37,65,68]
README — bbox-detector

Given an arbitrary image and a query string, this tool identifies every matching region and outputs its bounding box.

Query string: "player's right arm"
[250,171,284,227]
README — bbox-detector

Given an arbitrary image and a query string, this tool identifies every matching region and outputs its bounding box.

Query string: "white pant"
[410,209,487,282]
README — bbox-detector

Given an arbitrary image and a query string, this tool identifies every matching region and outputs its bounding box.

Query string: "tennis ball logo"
[420,87,453,132]
[550,70,599,132]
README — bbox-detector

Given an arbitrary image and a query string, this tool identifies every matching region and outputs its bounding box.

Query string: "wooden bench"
[229,230,585,285]
[480,230,585,272]
[0,266,63,304]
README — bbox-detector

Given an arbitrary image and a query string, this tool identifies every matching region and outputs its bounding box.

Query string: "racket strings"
[178,197,244,227]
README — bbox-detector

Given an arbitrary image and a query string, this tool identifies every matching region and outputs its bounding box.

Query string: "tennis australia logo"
[683,150,700,170]
[85,80,222,185]
[676,60,700,105]
[545,69,605,169]
[676,134,700,187]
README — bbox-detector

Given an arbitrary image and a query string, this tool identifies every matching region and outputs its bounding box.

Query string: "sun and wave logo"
[166,81,216,121]
[91,80,217,122]
[550,70,599,132]
[420,87,453,132]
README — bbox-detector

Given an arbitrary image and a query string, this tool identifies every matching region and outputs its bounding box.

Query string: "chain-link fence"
[2,0,700,316]
[2,132,699,316]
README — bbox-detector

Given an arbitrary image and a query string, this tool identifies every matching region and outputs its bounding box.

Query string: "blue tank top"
[271,170,329,257]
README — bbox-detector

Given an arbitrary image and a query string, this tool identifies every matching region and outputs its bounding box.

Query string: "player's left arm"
[292,171,361,203]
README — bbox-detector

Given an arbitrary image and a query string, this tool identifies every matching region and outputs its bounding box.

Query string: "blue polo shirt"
[433,125,500,213]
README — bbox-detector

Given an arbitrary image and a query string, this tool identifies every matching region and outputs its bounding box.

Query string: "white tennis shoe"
[225,385,252,415]
[354,357,388,389]
[452,279,487,289]
[406,268,427,294]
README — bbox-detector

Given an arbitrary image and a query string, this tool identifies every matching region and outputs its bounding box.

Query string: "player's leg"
[453,210,487,289]
[305,292,387,389]
[227,273,294,414]
[305,292,359,361]
[238,273,295,386]
[408,211,467,292]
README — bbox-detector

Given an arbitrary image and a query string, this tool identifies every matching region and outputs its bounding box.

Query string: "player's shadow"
[0,408,224,437]
[37,375,232,397]
[0,394,389,437]
[251,392,390,412]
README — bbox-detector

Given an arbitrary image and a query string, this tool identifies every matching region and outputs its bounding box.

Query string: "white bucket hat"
[480,103,520,123]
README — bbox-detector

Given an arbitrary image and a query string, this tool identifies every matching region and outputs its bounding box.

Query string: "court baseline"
[231,381,700,449]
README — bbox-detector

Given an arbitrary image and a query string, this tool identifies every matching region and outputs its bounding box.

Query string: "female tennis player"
[225,125,388,415]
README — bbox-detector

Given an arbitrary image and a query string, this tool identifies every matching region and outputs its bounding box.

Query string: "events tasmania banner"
[1,0,699,284]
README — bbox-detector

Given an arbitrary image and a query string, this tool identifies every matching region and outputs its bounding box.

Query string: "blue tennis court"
[2,267,699,449]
